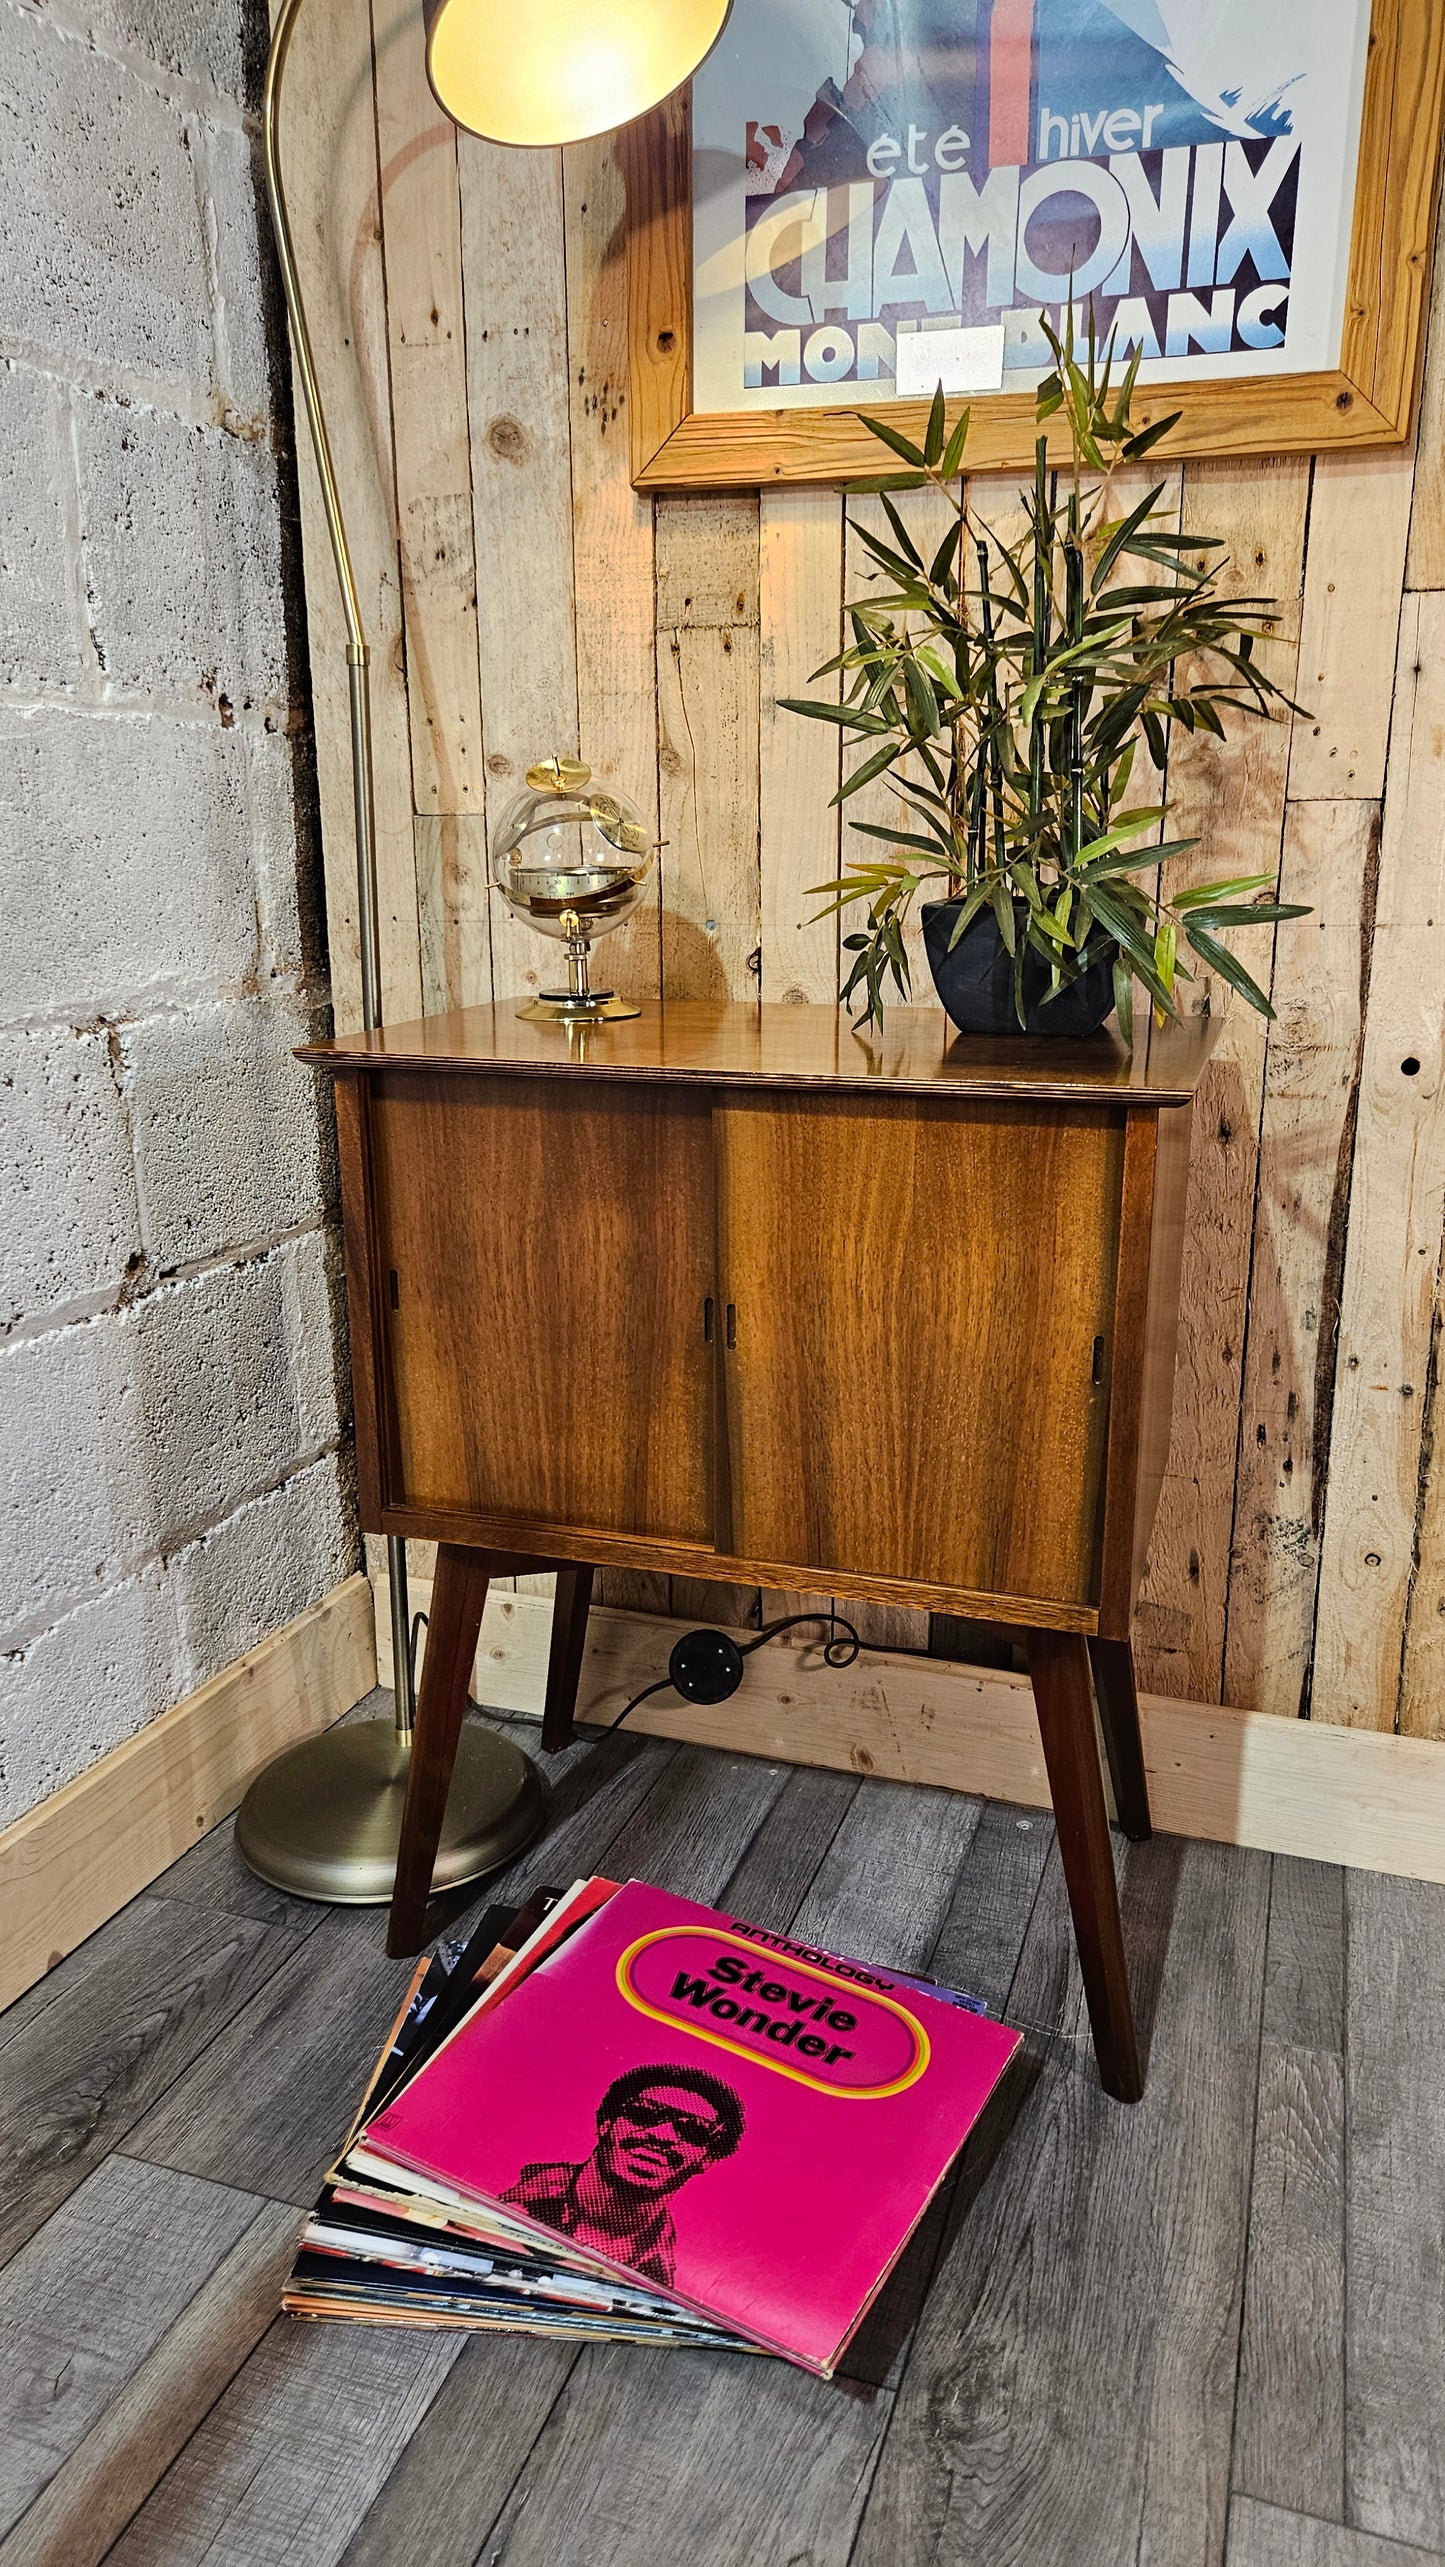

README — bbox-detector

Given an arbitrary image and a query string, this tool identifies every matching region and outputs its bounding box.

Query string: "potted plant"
[782,316,1307,1043]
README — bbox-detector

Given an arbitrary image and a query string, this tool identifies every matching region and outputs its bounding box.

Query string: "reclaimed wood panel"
[1314,596,1445,1730]
[562,136,662,1010]
[1224,804,1379,1719]
[372,0,482,819]
[1135,455,1310,1702]
[414,811,491,1015]
[654,492,761,1003]
[1288,448,1413,801]
[457,136,577,1004]
[273,0,420,1028]
[758,486,842,1008]
[1406,177,1445,592]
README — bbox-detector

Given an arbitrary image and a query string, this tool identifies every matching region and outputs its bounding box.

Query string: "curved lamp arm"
[264,0,412,1733]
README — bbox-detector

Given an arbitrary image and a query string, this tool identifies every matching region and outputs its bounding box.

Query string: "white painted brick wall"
[0,0,358,1825]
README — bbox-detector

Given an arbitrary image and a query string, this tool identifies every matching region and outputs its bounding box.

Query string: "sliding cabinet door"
[716,1092,1123,1610]
[370,1072,716,1544]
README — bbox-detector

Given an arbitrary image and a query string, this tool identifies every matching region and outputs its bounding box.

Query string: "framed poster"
[624,0,1445,488]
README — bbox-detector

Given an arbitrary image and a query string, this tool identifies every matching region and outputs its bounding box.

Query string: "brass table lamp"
[236,0,730,1902]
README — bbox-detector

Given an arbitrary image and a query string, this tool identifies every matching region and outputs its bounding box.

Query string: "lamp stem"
[264,0,413,1742]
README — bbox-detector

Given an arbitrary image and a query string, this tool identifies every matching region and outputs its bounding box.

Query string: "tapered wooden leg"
[387,1544,494,1958]
[540,1565,595,1754]
[1088,1634,1153,1842]
[1027,1628,1143,2103]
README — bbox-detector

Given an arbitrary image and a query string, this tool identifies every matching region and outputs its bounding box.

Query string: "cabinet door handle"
[704,1296,715,1342]
[725,1302,737,1349]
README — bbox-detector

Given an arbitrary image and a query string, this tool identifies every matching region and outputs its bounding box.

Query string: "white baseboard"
[379,1576,1445,1887]
[0,1574,377,2011]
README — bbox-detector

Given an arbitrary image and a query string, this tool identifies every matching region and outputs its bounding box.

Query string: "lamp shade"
[424,0,731,146]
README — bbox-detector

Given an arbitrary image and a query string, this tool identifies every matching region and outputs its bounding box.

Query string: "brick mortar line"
[0,1441,344,1659]
[0,1216,332,1352]
[0,976,326,1041]
[0,982,323,1036]
[1,342,279,450]
[8,0,256,134]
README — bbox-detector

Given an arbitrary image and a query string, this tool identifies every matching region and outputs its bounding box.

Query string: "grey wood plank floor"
[2,1695,1443,2567]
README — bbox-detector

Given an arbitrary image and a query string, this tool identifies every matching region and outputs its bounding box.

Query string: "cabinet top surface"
[300,999,1221,1104]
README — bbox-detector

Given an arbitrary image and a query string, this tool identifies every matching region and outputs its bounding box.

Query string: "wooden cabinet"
[370,1073,715,1543]
[308,998,1219,2099]
[715,1091,1122,1606]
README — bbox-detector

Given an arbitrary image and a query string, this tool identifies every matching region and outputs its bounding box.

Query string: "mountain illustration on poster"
[690,0,1371,411]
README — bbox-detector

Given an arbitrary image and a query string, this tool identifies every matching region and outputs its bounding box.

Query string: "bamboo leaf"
[776,697,889,733]
[1170,872,1275,912]
[929,515,964,587]
[1182,901,1310,928]
[941,408,972,479]
[1184,923,1276,1017]
[1122,410,1181,459]
[946,881,992,946]
[849,822,955,859]
[903,653,942,736]
[924,382,946,466]
[835,740,905,801]
[860,413,928,469]
[880,492,924,567]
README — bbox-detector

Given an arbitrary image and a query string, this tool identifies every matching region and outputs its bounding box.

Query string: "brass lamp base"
[517,991,641,1023]
[235,1717,546,1905]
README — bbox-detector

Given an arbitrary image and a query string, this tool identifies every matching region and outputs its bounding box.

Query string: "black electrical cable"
[596,1609,862,1740]
[406,1601,862,1747]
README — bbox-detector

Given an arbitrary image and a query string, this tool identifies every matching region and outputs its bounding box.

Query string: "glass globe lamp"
[492,755,654,1022]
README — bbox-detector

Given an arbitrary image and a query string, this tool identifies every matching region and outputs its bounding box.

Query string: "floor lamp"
[237,0,731,1902]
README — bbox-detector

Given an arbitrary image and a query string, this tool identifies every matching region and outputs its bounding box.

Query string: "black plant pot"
[921,900,1117,1039]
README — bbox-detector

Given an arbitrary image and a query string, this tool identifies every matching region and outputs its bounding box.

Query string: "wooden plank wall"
[286,0,1445,1739]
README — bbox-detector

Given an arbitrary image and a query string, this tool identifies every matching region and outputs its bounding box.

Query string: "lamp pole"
[263,0,415,1756]
[234,0,550,1901]
[236,0,731,1903]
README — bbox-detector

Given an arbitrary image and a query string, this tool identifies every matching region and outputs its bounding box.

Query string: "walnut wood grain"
[333,1071,389,1525]
[370,1072,715,1541]
[372,1509,1103,1630]
[715,1091,1121,1607]
[301,996,1223,1107]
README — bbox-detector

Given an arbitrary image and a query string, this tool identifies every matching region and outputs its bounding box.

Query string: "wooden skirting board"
[9,1556,1445,2023]
[381,1576,1445,1889]
[0,1574,376,2012]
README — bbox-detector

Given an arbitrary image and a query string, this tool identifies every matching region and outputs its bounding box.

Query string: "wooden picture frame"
[625,0,1445,491]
